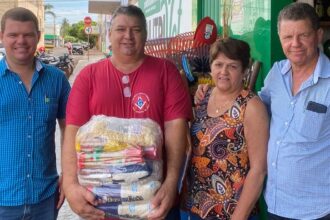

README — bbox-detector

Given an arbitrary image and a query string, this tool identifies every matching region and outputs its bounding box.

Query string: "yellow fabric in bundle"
[76,115,163,152]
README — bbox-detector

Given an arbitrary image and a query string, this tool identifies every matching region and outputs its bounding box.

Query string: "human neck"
[291,55,318,95]
[207,88,241,116]
[212,87,242,101]
[6,58,35,92]
[6,57,35,75]
[110,54,145,74]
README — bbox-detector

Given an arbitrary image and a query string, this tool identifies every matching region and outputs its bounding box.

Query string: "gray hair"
[110,5,147,34]
[1,7,39,33]
[277,2,320,32]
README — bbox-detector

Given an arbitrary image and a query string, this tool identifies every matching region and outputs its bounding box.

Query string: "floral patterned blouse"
[181,88,258,219]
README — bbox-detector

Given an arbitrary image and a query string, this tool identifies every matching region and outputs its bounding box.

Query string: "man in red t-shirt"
[62,5,192,220]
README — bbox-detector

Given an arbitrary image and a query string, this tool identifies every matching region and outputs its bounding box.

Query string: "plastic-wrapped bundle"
[76,115,163,220]
[76,116,163,154]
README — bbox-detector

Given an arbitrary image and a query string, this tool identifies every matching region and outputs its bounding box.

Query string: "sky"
[44,0,98,26]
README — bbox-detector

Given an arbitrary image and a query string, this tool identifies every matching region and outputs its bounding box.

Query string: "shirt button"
[27,174,30,178]
[28,115,32,119]
[27,154,31,157]
[290,101,294,105]
[272,162,276,167]
[285,122,288,126]
[27,135,31,138]
[19,81,23,84]
[276,141,281,145]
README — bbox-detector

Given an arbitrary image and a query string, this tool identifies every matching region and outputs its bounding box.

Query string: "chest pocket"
[297,105,328,141]
[41,97,58,122]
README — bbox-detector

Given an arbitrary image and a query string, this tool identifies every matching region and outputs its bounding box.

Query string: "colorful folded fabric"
[79,162,152,184]
[79,162,149,175]
[77,146,143,160]
[78,157,144,169]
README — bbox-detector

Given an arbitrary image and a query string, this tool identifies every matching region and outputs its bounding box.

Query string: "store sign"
[139,0,192,40]
[143,0,161,17]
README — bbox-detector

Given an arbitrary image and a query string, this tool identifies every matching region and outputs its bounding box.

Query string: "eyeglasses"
[122,75,131,97]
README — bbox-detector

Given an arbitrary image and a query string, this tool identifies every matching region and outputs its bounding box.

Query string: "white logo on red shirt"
[132,93,150,113]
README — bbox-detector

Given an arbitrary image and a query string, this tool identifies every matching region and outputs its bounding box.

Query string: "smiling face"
[109,14,146,59]
[210,53,244,94]
[0,18,40,66]
[278,19,323,67]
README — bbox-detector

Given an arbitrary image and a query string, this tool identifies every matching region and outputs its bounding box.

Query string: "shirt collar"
[0,57,44,77]
[280,59,292,76]
[280,51,330,83]
[313,52,330,81]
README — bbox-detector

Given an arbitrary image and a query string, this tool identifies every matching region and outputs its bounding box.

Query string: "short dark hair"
[110,5,147,34]
[1,7,39,33]
[209,37,250,70]
[278,2,320,32]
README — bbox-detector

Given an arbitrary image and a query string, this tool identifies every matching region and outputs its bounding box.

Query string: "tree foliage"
[60,18,70,38]
[65,21,98,47]
[44,4,56,20]
[64,35,76,43]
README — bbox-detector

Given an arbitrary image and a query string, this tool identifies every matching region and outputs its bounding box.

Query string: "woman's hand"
[194,84,209,105]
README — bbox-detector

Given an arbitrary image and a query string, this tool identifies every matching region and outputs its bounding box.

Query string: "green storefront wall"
[197,0,293,219]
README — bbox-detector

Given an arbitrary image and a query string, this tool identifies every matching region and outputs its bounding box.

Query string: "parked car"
[0,43,6,60]
[72,43,84,55]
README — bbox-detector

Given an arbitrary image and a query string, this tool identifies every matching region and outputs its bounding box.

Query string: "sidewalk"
[68,49,106,84]
[56,49,105,220]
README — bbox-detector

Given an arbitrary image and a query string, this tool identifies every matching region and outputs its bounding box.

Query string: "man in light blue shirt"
[259,3,330,219]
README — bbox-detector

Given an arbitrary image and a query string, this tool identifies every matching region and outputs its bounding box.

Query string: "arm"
[62,125,105,220]
[56,119,66,209]
[258,66,276,115]
[56,75,70,209]
[231,97,269,220]
[194,84,210,105]
[58,119,65,147]
[149,118,189,220]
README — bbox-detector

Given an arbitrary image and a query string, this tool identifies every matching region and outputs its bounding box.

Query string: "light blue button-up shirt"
[0,58,70,205]
[259,52,330,219]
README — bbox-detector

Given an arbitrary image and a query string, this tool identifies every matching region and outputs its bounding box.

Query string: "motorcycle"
[72,46,84,55]
[57,54,74,78]
[37,53,60,66]
[37,53,74,79]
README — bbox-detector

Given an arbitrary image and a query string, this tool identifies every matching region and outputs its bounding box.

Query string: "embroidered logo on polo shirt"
[132,93,150,113]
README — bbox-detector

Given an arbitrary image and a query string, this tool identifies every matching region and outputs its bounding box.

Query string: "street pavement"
[54,47,105,220]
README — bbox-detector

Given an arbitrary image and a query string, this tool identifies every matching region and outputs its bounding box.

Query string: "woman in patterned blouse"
[180,38,269,220]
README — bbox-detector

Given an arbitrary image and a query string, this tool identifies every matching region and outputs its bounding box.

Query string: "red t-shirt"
[66,55,192,129]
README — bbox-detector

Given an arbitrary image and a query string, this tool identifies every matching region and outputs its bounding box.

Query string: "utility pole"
[53,16,56,47]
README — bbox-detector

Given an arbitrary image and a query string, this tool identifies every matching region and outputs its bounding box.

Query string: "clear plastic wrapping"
[76,115,163,220]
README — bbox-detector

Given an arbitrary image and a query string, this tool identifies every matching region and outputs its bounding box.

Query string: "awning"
[44,34,58,40]
[88,0,121,14]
